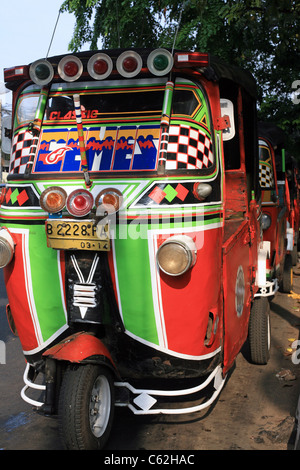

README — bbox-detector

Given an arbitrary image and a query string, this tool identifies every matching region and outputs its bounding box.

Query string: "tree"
[60,0,300,158]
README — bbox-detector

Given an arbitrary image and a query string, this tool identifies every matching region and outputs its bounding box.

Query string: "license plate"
[45,219,110,251]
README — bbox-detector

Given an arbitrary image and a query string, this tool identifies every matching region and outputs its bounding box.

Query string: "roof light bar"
[58,55,83,82]
[116,51,142,78]
[147,48,174,76]
[87,53,113,80]
[174,52,209,68]
[29,59,54,86]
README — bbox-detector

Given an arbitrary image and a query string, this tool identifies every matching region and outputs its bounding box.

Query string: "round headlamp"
[0,229,15,268]
[156,235,197,276]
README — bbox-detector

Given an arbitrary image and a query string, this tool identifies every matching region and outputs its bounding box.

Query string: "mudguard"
[42,332,116,372]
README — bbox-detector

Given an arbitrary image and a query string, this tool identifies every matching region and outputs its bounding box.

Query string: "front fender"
[43,332,116,372]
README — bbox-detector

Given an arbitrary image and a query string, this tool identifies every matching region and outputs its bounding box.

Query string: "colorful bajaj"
[1,49,269,449]
[258,122,294,293]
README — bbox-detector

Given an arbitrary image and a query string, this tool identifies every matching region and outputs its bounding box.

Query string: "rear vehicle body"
[258,122,294,293]
[1,48,270,449]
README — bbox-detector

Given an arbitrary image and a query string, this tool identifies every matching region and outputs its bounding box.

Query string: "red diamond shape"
[175,183,189,201]
[148,186,166,204]
[17,189,29,206]
[5,188,12,204]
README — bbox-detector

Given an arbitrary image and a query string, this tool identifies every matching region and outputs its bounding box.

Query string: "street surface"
[0,265,300,451]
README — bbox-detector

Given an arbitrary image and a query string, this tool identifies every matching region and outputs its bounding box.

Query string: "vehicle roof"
[206,56,257,98]
[258,122,286,147]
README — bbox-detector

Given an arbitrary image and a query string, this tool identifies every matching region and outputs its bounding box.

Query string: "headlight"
[261,213,271,230]
[0,229,15,267]
[156,235,197,276]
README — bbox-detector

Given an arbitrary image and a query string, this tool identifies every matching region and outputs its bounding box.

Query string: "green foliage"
[60,0,300,158]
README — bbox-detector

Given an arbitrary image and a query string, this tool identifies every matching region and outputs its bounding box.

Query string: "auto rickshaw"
[0,48,270,449]
[258,122,294,293]
[286,154,300,265]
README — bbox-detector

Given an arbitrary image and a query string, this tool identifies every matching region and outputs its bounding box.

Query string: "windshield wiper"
[73,94,92,188]
[25,86,49,175]
[157,80,174,175]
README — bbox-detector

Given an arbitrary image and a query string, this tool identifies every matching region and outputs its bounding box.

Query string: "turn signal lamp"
[147,49,174,76]
[95,188,123,215]
[58,56,83,82]
[262,213,272,230]
[29,59,54,86]
[174,52,209,68]
[156,235,197,276]
[0,229,15,268]
[40,187,67,213]
[116,51,142,78]
[88,53,113,80]
[193,183,212,201]
[66,189,94,217]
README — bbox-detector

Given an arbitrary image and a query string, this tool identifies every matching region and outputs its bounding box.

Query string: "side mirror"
[1,115,12,155]
[220,99,235,141]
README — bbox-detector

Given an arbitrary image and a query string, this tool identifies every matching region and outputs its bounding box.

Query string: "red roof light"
[4,65,29,82]
[174,52,209,68]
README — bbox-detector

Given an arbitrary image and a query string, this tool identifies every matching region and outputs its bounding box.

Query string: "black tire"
[282,254,293,293]
[59,364,115,450]
[248,297,271,365]
[292,244,298,266]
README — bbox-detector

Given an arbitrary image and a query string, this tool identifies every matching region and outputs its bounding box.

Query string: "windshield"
[10,78,214,176]
[259,138,274,188]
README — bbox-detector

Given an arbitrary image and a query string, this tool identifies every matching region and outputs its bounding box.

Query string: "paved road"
[1,267,300,451]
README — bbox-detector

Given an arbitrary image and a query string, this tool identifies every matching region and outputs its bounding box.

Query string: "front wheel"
[248,296,271,365]
[281,253,293,293]
[59,364,115,450]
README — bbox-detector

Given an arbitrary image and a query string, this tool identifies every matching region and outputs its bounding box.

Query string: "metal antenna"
[46,8,62,59]
[171,0,189,54]
[115,0,120,48]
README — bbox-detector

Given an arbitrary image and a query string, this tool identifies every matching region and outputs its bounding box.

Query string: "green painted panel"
[114,229,159,345]
[28,225,67,341]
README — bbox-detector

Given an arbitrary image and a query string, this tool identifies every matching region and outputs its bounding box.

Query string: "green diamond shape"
[10,188,20,205]
[164,184,178,202]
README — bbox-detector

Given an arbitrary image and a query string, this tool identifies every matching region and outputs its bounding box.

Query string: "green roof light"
[153,54,169,71]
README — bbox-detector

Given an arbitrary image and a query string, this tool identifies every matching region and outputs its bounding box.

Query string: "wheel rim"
[89,374,111,438]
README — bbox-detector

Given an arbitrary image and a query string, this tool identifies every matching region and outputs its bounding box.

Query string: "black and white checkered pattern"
[259,162,274,188]
[165,125,213,170]
[10,131,33,174]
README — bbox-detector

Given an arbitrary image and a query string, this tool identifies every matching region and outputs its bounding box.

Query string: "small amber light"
[95,188,123,215]
[47,192,63,211]
[40,187,67,213]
